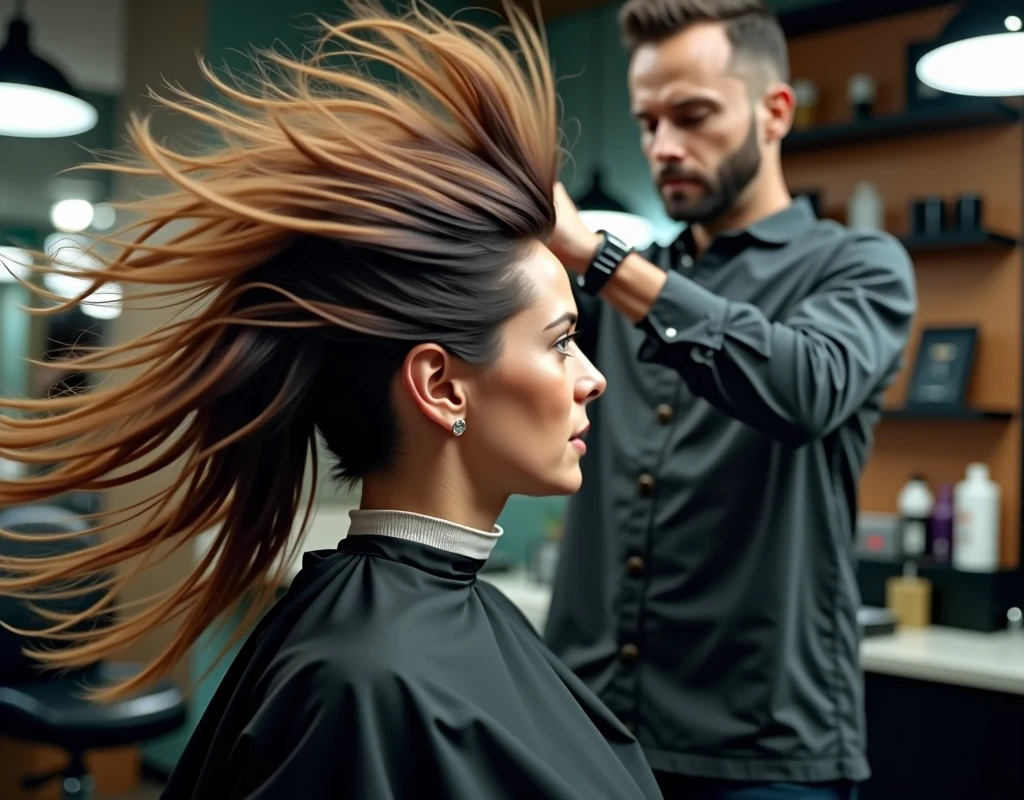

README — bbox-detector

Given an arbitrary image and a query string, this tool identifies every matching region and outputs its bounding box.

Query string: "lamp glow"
[92,203,117,231]
[0,246,31,283]
[0,11,98,139]
[916,2,1024,96]
[0,82,98,138]
[41,233,121,319]
[578,210,657,251]
[51,199,95,233]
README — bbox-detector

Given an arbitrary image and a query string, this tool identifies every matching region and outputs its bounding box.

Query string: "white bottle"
[847,181,884,230]
[953,463,1001,573]
[897,475,933,558]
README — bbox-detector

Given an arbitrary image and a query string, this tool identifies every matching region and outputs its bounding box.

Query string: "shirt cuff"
[638,271,729,362]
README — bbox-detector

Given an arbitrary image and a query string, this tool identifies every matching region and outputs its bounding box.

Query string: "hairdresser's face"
[629,21,768,224]
[467,242,606,497]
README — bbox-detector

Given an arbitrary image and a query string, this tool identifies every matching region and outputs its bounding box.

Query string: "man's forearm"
[562,236,667,324]
[598,253,668,323]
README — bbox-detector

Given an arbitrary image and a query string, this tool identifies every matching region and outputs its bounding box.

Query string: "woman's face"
[463,241,606,498]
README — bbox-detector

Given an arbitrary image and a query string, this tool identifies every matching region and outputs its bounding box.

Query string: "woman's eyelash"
[555,330,582,355]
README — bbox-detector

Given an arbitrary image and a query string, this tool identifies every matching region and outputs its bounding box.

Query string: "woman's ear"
[399,343,467,432]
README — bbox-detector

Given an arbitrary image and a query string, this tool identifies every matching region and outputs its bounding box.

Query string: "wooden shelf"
[900,230,1019,252]
[881,407,1015,422]
[783,102,1019,153]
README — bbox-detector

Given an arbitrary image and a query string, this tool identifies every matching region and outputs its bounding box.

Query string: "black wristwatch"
[578,230,632,296]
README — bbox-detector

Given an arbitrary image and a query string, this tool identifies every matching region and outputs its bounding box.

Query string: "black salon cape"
[161,535,663,799]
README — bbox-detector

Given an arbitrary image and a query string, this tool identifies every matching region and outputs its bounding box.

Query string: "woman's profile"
[0,3,663,798]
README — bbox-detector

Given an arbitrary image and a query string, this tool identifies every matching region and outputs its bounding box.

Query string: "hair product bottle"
[953,463,1001,573]
[928,483,955,563]
[897,474,933,559]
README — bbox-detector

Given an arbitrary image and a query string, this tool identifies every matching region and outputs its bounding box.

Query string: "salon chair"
[0,505,187,800]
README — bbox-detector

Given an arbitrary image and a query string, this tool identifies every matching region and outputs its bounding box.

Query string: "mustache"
[657,166,710,187]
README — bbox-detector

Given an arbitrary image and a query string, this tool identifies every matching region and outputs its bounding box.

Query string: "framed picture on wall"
[905,326,978,410]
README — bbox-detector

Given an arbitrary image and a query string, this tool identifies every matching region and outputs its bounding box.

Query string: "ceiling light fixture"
[916,1,1024,96]
[0,0,98,138]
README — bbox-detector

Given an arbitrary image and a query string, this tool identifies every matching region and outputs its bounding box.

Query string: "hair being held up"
[0,0,560,700]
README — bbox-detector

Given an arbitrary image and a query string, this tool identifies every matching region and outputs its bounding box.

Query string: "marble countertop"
[859,625,1024,695]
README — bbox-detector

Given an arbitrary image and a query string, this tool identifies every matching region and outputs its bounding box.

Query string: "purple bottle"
[929,483,954,563]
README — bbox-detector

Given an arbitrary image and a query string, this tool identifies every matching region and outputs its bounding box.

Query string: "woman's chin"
[545,466,583,496]
[511,460,583,498]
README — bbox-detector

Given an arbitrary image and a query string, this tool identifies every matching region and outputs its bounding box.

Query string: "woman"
[0,3,663,798]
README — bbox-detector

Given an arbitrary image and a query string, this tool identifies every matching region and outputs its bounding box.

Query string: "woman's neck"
[359,468,505,533]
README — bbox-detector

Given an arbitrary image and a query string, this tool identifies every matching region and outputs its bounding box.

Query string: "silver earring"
[452,419,467,436]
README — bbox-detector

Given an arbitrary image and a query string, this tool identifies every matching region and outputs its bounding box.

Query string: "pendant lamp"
[0,0,98,138]
[916,1,1024,97]
[576,168,658,250]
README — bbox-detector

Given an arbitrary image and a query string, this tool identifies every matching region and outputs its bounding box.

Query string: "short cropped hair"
[618,0,790,87]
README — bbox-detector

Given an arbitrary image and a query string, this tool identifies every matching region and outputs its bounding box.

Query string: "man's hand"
[549,182,602,275]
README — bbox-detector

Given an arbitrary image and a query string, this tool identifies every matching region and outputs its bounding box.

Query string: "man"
[544,2,916,798]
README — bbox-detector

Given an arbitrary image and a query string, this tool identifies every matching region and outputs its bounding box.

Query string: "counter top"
[860,625,1024,695]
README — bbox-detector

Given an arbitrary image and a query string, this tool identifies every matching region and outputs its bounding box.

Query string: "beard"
[658,116,762,224]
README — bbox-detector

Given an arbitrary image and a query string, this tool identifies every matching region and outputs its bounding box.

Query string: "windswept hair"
[0,1,560,700]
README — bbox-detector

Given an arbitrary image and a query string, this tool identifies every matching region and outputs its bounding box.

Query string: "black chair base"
[1,662,186,800]
[22,749,97,800]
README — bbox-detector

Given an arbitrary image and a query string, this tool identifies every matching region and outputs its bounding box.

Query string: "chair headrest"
[0,505,91,534]
[0,505,111,683]
[0,505,99,557]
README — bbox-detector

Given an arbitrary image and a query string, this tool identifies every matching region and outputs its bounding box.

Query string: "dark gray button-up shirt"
[544,198,916,783]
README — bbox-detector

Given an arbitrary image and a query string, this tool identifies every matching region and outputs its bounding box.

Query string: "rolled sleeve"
[633,231,916,445]
[638,270,729,362]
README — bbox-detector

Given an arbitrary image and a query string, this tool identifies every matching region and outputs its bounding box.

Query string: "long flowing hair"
[0,0,560,700]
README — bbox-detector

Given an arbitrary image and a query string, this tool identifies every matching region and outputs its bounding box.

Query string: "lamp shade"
[0,15,98,137]
[574,169,656,250]
[916,1,1024,96]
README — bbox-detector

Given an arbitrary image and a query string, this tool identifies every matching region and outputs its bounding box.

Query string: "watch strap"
[579,230,631,296]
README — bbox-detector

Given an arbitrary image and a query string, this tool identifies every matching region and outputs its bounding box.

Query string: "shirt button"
[665,327,678,339]
[691,346,716,364]
[655,403,674,424]
[680,254,694,268]
[620,643,640,665]
[636,473,655,497]
[623,720,637,735]
[626,555,646,577]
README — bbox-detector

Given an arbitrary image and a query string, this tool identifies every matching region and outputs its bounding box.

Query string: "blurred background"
[1,1,1023,798]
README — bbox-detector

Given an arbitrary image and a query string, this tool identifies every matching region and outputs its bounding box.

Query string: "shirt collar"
[674,195,817,257]
[744,195,817,244]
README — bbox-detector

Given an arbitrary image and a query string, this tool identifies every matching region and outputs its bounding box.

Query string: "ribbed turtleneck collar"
[346,509,502,561]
